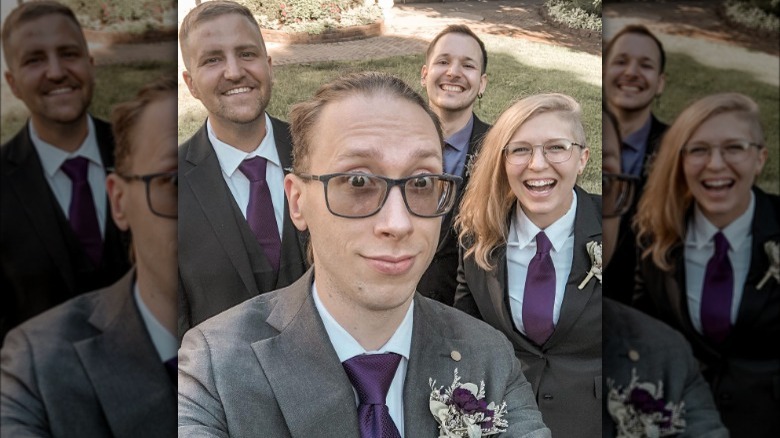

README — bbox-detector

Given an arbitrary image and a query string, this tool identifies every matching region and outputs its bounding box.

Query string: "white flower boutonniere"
[757,241,780,290]
[429,369,508,437]
[607,369,686,438]
[578,241,602,290]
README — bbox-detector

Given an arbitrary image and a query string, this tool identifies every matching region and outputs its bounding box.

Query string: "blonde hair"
[457,93,586,270]
[633,92,764,271]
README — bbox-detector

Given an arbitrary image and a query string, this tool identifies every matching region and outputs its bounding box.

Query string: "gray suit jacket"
[178,268,552,437]
[178,117,308,340]
[0,270,176,438]
[454,186,602,438]
[603,298,728,438]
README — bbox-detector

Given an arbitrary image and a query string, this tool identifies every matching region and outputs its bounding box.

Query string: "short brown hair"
[179,0,264,71]
[605,24,666,73]
[1,1,85,66]
[289,71,444,172]
[425,24,488,74]
[111,76,177,173]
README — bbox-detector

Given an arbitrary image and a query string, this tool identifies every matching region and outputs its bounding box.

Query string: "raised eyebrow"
[235,44,262,53]
[198,49,224,60]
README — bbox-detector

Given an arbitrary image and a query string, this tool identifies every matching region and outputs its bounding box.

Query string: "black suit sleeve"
[453,243,483,319]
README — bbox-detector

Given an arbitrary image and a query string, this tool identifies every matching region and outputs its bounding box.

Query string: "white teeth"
[703,179,733,188]
[526,179,554,187]
[48,87,73,95]
[441,85,463,92]
[224,87,251,95]
[619,85,641,92]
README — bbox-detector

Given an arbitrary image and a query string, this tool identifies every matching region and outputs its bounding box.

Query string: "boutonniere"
[607,369,686,438]
[429,369,508,437]
[578,241,602,289]
[757,241,780,290]
[464,153,476,178]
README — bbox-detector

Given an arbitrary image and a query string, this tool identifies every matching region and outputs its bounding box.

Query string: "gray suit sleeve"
[178,328,229,438]
[499,336,552,438]
[0,328,51,438]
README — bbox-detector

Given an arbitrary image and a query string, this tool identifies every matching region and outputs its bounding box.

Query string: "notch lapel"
[183,125,258,294]
[74,271,176,438]
[252,270,360,438]
[4,125,76,290]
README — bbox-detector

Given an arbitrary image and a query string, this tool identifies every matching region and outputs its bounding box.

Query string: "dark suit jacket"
[603,298,728,438]
[604,114,667,304]
[178,117,308,341]
[634,187,780,438]
[454,186,602,438]
[178,268,551,437]
[417,114,490,305]
[1,118,131,345]
[0,270,176,438]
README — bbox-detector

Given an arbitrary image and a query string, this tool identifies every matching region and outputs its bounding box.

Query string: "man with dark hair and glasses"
[0,0,131,344]
[1,77,177,437]
[602,107,727,438]
[178,72,551,437]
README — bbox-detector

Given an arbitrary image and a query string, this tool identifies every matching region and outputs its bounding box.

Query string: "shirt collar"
[312,281,413,362]
[510,189,578,252]
[622,114,653,152]
[30,115,103,177]
[444,114,474,153]
[207,113,281,177]
[687,191,754,251]
[133,280,178,362]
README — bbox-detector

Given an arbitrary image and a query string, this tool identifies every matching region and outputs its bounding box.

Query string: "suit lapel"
[735,188,780,330]
[183,125,259,294]
[403,295,476,436]
[546,188,601,347]
[252,269,360,438]
[5,124,77,290]
[74,270,176,438]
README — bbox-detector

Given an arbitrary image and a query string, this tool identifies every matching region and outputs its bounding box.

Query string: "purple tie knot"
[343,353,401,405]
[238,156,268,182]
[61,156,90,182]
[535,231,553,255]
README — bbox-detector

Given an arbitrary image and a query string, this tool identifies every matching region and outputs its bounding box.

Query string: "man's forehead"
[189,13,261,41]
[610,33,661,60]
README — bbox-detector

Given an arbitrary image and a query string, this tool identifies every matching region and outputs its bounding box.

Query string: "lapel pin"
[450,350,462,362]
[628,349,640,362]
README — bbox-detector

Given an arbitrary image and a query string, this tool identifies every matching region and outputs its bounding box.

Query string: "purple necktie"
[342,353,402,438]
[701,232,733,343]
[60,157,102,266]
[523,231,556,346]
[238,157,281,272]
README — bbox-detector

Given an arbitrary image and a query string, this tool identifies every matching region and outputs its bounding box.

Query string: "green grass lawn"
[656,52,779,194]
[1,60,177,144]
[179,35,603,194]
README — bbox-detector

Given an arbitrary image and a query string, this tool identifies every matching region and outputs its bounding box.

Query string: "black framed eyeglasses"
[603,172,639,218]
[292,171,462,219]
[503,138,584,165]
[114,171,178,219]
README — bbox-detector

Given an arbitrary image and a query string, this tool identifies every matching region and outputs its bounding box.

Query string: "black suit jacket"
[0,270,176,437]
[1,118,131,344]
[634,187,780,438]
[454,186,602,438]
[604,114,667,304]
[178,117,308,340]
[417,114,490,305]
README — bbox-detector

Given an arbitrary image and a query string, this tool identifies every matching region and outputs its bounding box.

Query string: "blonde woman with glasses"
[633,92,779,437]
[455,93,601,437]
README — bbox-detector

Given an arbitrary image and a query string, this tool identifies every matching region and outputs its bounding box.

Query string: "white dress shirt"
[134,281,178,362]
[208,114,284,237]
[30,116,107,236]
[506,190,577,336]
[313,282,412,437]
[685,193,754,334]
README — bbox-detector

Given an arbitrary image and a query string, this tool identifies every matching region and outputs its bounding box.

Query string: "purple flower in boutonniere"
[578,241,602,290]
[757,241,779,290]
[429,369,507,437]
[607,369,685,438]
